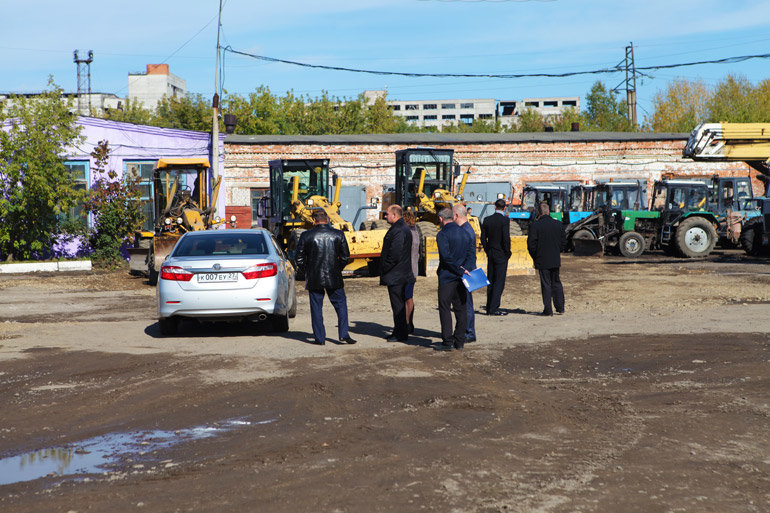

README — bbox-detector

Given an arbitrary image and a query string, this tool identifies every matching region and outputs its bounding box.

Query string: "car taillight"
[242,263,278,279]
[160,265,194,282]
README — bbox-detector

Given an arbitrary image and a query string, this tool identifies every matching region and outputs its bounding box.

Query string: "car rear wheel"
[159,317,178,336]
[271,313,289,333]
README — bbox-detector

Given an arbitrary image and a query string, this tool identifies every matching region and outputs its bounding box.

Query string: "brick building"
[223,132,758,228]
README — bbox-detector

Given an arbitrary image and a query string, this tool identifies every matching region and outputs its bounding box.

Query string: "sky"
[4,0,770,124]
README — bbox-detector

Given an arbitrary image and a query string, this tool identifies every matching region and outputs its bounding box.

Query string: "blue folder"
[462,268,490,292]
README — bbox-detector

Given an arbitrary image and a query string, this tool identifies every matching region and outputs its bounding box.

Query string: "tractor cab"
[521,185,567,218]
[598,182,647,211]
[652,180,709,214]
[264,159,330,224]
[708,175,755,213]
[564,185,597,224]
[395,148,458,218]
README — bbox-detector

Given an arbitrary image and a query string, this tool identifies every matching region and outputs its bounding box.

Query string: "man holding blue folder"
[435,208,474,351]
[453,204,477,343]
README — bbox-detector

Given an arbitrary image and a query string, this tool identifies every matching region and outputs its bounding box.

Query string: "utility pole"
[211,0,223,216]
[73,50,93,115]
[624,43,638,129]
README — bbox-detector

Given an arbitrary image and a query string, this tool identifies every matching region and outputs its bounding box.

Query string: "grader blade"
[424,235,534,276]
[573,237,604,256]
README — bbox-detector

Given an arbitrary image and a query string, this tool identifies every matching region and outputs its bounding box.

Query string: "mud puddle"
[0,415,277,485]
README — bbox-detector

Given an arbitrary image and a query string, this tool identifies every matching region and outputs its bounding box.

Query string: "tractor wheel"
[572,229,595,241]
[415,221,439,276]
[287,229,307,279]
[509,221,524,237]
[370,219,390,230]
[675,217,717,258]
[740,219,762,256]
[618,231,645,258]
[147,246,159,286]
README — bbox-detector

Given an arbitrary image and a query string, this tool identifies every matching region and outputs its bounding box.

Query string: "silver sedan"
[156,229,297,336]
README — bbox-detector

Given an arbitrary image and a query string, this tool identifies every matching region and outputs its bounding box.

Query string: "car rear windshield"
[174,233,270,257]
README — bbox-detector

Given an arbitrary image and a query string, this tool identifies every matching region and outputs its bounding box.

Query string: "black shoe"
[454,344,464,351]
[341,336,357,345]
[408,323,414,334]
[313,340,325,345]
[465,336,476,343]
[489,310,508,316]
[556,310,564,315]
[386,335,407,342]
[434,343,454,352]
[539,311,553,317]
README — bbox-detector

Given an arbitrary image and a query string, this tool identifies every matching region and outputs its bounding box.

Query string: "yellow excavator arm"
[684,122,770,174]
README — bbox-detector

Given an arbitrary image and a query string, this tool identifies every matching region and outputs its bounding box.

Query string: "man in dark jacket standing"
[435,208,473,351]
[527,202,566,316]
[481,198,512,316]
[380,205,415,342]
[296,210,356,345]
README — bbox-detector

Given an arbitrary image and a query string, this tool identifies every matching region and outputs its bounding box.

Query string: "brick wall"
[224,137,759,221]
[225,206,251,229]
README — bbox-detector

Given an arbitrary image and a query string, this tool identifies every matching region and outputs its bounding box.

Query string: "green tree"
[645,78,709,132]
[84,140,143,268]
[706,74,765,123]
[583,81,633,132]
[101,99,155,125]
[510,108,546,132]
[0,78,84,261]
[154,93,212,131]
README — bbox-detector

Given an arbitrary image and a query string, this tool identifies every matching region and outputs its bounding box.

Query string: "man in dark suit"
[481,198,512,316]
[380,205,415,342]
[435,208,474,351]
[296,210,356,345]
[527,201,567,316]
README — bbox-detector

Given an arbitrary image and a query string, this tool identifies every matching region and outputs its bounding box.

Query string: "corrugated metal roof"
[225,132,688,145]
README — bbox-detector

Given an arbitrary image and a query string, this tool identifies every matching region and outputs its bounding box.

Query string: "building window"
[478,113,493,119]
[460,103,474,109]
[406,115,419,121]
[62,161,89,229]
[423,104,437,110]
[442,114,456,120]
[423,115,437,120]
[460,114,474,124]
[251,188,269,224]
[405,104,419,110]
[125,161,156,232]
[441,103,456,109]
[390,104,401,111]
[562,100,577,107]
[543,101,558,107]
[525,101,539,107]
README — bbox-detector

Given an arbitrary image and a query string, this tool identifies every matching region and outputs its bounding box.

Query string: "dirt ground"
[0,249,768,513]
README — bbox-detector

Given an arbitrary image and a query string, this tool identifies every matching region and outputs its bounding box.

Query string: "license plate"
[197,272,238,283]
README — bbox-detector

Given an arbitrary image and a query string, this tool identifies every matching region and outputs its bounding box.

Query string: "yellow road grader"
[384,148,532,275]
[254,158,387,275]
[127,158,223,285]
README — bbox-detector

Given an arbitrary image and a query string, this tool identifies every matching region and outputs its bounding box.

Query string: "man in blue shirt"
[435,208,474,351]
[453,203,477,343]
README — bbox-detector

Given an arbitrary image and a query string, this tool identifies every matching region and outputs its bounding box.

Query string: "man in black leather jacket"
[296,210,356,345]
[380,205,415,342]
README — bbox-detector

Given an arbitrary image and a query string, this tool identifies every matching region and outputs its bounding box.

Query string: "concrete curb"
[0,261,92,274]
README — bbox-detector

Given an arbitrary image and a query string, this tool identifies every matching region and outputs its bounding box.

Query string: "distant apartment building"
[0,92,124,116]
[364,90,580,130]
[128,64,186,111]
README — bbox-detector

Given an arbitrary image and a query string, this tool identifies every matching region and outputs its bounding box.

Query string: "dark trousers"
[465,290,475,339]
[387,283,409,340]
[438,280,467,348]
[538,268,565,315]
[486,257,508,313]
[308,288,349,343]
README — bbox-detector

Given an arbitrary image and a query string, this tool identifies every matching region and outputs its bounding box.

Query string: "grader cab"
[255,159,386,275]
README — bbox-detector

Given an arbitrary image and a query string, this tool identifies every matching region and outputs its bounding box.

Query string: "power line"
[222,46,770,80]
